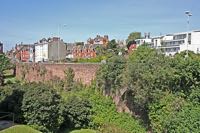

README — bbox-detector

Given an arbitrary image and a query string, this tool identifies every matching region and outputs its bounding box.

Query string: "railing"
[0,112,15,130]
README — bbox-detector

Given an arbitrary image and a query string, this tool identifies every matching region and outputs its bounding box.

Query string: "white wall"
[191,32,200,45]
[162,35,173,41]
[35,44,48,62]
[136,38,152,46]
[152,38,162,47]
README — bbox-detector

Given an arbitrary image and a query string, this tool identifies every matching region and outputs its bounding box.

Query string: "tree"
[0,54,12,86]
[62,95,92,128]
[124,46,174,110]
[169,51,200,94]
[64,67,75,91]
[188,87,200,105]
[126,32,141,44]
[96,55,126,95]
[149,92,187,133]
[0,85,24,123]
[22,83,63,133]
[165,103,200,133]
[107,39,117,50]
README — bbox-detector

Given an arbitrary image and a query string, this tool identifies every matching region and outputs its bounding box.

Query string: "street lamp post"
[57,24,67,61]
[185,11,192,58]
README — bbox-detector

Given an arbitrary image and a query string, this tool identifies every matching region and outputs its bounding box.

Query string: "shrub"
[166,103,200,132]
[65,89,146,133]
[21,83,63,133]
[0,85,24,123]
[96,55,126,95]
[149,92,190,133]
[62,95,92,128]
[64,67,75,91]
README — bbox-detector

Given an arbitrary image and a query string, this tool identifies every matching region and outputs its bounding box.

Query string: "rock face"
[16,63,100,85]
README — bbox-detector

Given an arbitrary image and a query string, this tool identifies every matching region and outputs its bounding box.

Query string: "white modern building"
[135,33,152,46]
[152,30,200,56]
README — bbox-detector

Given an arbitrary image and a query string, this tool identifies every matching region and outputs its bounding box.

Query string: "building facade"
[152,30,200,56]
[7,44,34,62]
[35,37,67,62]
[87,35,109,46]
[72,44,97,59]
[135,32,152,46]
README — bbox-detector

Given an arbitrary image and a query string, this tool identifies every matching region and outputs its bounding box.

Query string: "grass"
[0,125,41,133]
[70,129,97,133]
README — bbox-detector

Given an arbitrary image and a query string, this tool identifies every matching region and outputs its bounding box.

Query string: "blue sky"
[0,0,200,50]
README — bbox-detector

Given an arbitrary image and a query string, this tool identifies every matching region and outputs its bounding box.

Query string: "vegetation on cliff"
[1,45,200,132]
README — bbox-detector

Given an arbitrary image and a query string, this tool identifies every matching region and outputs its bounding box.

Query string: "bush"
[64,89,146,133]
[21,83,63,133]
[62,95,92,128]
[96,55,126,95]
[148,91,200,133]
[165,103,200,133]
[0,85,24,123]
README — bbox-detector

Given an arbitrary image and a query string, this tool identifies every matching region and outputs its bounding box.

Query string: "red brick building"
[87,35,109,47]
[15,45,29,62]
[7,44,34,62]
[72,44,97,58]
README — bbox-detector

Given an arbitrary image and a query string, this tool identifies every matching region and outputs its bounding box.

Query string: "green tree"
[165,103,200,133]
[188,87,200,105]
[64,67,75,91]
[0,85,24,123]
[149,92,186,133]
[124,46,174,109]
[107,39,117,49]
[96,55,126,95]
[22,83,63,133]
[126,32,141,44]
[170,51,200,94]
[62,95,92,128]
[0,54,12,86]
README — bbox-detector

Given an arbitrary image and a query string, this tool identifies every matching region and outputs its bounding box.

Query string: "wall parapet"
[16,63,100,85]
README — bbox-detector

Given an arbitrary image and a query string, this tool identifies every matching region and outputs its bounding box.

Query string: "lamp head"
[185,11,192,16]
[185,11,190,15]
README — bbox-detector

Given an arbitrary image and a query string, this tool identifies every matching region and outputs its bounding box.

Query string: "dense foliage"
[0,54,13,86]
[96,55,126,95]
[126,32,141,44]
[62,95,92,128]
[64,67,75,91]
[124,46,174,109]
[165,103,200,132]
[170,52,200,94]
[22,84,63,133]
[0,85,24,123]
[1,44,200,132]
[96,45,200,131]
[62,89,146,133]
[149,92,186,132]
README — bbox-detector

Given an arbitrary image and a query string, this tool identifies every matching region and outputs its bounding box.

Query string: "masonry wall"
[16,63,100,85]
